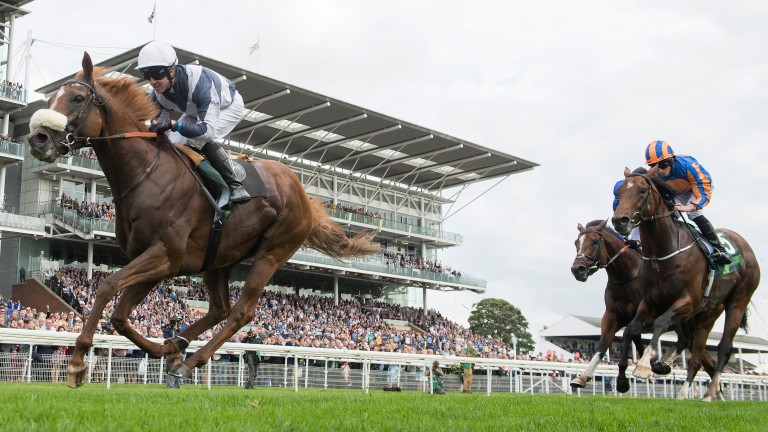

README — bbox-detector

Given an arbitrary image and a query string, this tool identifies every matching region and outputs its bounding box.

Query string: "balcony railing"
[292,247,486,289]
[0,84,26,103]
[326,208,462,244]
[39,202,115,234]
[26,154,103,172]
[0,140,25,158]
[0,203,45,233]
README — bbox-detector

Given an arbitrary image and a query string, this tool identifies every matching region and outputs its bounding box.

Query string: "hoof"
[66,364,88,388]
[164,352,183,373]
[168,363,192,379]
[166,336,190,352]
[632,364,653,379]
[702,395,714,403]
[616,377,630,393]
[717,391,725,401]
[570,377,588,389]
[651,361,671,375]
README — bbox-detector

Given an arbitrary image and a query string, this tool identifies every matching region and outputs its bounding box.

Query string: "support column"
[333,275,339,306]
[0,165,6,206]
[90,179,97,202]
[422,286,427,314]
[738,347,744,374]
[87,242,94,280]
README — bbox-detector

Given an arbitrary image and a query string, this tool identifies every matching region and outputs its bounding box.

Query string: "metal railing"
[0,329,765,400]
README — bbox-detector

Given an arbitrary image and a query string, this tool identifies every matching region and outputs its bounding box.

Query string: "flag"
[147,3,156,23]
[248,41,259,55]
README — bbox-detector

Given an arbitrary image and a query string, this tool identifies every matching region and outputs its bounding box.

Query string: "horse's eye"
[73,95,86,103]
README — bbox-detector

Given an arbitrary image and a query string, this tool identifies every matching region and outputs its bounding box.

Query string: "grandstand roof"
[0,0,31,20]
[541,315,768,353]
[32,44,539,194]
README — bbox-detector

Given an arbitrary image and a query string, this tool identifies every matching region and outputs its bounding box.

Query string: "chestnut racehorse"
[27,53,379,387]
[570,220,717,391]
[612,168,760,401]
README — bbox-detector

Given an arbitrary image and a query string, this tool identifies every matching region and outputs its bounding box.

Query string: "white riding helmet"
[137,41,178,69]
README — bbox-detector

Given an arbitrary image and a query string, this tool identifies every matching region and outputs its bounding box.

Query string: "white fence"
[1,328,766,400]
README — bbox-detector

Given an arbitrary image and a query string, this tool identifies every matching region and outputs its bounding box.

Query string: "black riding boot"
[201,142,250,203]
[692,215,731,265]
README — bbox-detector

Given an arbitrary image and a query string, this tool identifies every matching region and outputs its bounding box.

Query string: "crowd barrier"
[1,328,766,400]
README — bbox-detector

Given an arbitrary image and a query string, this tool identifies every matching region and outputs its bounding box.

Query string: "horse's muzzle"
[611,215,632,237]
[571,263,589,282]
[27,127,61,162]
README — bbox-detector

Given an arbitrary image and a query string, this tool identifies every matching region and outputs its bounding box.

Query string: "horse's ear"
[647,165,658,177]
[598,220,608,229]
[623,167,631,178]
[577,223,585,232]
[82,52,94,83]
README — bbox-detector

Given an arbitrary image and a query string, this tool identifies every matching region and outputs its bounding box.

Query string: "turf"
[1,384,765,431]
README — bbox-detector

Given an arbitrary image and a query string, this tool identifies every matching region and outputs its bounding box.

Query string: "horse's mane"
[649,176,678,210]
[585,220,622,241]
[75,67,159,123]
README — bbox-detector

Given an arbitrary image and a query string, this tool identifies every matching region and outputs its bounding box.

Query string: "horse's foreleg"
[617,312,645,393]
[67,245,172,388]
[635,300,691,379]
[572,313,617,389]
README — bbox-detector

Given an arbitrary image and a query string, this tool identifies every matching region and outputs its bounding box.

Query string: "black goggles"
[140,67,168,81]
[654,159,673,169]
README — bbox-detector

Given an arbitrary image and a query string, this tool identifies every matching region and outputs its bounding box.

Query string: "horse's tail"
[740,307,749,332]
[304,199,380,259]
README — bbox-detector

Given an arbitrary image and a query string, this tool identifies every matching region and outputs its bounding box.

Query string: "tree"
[467,298,535,354]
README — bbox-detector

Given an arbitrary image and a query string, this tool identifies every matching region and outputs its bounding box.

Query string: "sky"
[10,1,768,343]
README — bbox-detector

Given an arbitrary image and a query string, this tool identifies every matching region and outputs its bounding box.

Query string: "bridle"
[624,173,696,262]
[57,79,109,155]
[575,228,630,274]
[624,173,677,230]
[50,79,159,202]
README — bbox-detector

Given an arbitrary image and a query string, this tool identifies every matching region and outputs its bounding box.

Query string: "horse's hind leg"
[170,253,289,379]
[110,280,169,358]
[176,268,233,349]
[703,304,747,402]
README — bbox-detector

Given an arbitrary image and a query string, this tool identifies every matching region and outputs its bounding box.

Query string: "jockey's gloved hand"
[149,120,176,134]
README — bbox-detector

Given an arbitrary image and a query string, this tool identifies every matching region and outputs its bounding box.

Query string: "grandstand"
[0,1,538,328]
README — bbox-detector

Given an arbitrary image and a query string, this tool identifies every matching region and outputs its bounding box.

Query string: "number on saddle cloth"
[676,219,742,274]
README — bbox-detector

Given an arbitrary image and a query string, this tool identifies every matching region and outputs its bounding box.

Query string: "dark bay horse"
[27,53,380,387]
[569,220,717,391]
[612,167,760,401]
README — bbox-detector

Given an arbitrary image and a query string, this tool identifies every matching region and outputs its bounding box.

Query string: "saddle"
[175,145,266,213]
[175,145,268,272]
